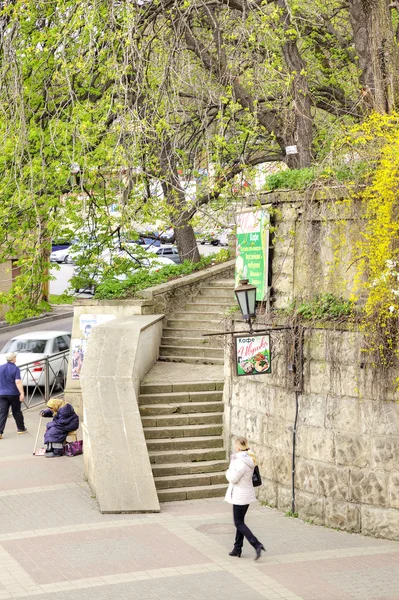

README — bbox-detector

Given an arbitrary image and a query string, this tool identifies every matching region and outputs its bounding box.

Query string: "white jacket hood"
[236,451,255,468]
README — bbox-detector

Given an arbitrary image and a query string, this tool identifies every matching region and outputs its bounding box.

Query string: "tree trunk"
[276,0,313,168]
[160,144,201,263]
[348,0,399,112]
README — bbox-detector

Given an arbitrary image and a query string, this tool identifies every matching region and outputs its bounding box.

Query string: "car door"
[49,336,67,384]
[161,247,180,264]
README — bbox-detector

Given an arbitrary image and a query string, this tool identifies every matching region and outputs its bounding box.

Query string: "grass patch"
[49,294,74,305]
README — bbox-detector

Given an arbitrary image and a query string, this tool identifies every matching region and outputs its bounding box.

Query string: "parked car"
[51,239,72,252]
[159,228,175,243]
[197,231,221,246]
[145,244,181,264]
[0,331,71,389]
[50,247,75,263]
[219,229,233,246]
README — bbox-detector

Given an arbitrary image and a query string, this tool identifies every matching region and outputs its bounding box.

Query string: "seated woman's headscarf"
[46,399,63,413]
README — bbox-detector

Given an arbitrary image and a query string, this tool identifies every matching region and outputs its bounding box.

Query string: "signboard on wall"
[235,209,269,301]
[235,334,271,376]
[71,314,116,380]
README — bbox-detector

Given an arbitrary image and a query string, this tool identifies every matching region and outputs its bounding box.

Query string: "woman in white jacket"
[225,436,265,560]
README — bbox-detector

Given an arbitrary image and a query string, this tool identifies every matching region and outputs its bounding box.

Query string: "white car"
[145,244,181,264]
[50,247,74,263]
[0,331,71,388]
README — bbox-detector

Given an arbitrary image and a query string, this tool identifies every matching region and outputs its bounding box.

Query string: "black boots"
[228,549,242,558]
[255,544,265,560]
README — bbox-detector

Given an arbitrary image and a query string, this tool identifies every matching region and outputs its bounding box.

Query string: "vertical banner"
[235,209,269,301]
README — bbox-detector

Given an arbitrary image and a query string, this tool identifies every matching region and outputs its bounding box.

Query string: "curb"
[0,310,74,334]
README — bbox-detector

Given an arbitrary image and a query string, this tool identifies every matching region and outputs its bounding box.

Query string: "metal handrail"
[17,350,70,409]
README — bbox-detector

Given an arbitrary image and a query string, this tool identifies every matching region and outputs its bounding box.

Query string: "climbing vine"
[334,113,399,367]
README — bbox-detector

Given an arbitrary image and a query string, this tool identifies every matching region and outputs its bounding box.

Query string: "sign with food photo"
[235,335,271,376]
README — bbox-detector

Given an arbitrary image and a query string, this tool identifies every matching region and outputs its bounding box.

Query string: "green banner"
[235,209,269,301]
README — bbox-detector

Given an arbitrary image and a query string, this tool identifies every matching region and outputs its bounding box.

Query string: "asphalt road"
[0,316,73,351]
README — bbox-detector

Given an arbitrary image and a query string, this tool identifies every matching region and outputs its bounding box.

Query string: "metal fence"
[19,350,70,409]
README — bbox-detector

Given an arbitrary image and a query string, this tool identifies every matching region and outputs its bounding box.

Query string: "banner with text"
[235,334,271,376]
[235,209,269,301]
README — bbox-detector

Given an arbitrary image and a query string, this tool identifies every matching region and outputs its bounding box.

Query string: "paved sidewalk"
[1,407,399,600]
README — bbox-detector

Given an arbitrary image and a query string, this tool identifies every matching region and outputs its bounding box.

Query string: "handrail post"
[44,356,50,402]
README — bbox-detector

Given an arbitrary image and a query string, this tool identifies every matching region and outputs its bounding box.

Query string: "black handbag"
[252,465,262,487]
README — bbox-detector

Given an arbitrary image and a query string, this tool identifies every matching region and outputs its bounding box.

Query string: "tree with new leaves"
[1,0,399,322]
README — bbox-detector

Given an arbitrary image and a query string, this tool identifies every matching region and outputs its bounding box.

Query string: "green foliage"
[49,294,74,305]
[292,294,354,321]
[93,250,231,300]
[265,161,370,192]
[285,510,298,518]
[265,168,316,191]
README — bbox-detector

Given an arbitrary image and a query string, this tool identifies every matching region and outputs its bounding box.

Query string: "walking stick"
[33,415,45,456]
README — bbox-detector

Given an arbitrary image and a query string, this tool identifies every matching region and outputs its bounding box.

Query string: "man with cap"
[0,352,27,438]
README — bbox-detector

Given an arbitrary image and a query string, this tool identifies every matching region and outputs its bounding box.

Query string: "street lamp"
[234,279,257,333]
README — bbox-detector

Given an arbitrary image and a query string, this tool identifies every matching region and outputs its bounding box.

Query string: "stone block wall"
[224,326,399,541]
[258,190,362,310]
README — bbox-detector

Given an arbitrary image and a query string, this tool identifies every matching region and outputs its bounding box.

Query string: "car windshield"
[3,339,47,353]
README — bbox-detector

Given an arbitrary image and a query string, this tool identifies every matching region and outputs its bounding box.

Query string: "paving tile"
[1,406,399,600]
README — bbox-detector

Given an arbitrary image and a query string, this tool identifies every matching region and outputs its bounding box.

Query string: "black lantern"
[234,279,257,331]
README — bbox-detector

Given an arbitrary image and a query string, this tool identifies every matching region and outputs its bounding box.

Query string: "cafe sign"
[235,209,269,301]
[235,334,271,376]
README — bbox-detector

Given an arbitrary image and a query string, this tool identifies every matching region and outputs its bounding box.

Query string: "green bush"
[295,294,354,321]
[265,168,316,191]
[94,250,231,300]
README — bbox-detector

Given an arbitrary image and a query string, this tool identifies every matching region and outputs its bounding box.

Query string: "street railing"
[18,350,70,409]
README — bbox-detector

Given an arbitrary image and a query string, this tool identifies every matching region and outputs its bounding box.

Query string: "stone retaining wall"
[224,325,399,541]
[222,191,399,540]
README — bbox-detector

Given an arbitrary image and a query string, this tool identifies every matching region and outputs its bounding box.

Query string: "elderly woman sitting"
[41,399,79,458]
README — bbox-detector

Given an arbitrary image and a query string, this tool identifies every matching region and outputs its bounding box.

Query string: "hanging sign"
[235,334,271,376]
[235,209,269,301]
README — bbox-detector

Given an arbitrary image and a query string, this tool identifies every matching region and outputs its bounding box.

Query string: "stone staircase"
[159,279,236,365]
[139,278,236,502]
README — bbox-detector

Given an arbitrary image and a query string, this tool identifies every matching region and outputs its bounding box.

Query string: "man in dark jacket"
[0,352,27,438]
[41,399,79,457]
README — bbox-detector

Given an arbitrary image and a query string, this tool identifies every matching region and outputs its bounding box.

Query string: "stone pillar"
[80,314,163,513]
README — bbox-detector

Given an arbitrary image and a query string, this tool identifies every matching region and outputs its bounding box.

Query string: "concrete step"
[140,382,223,395]
[146,435,224,452]
[151,459,228,477]
[158,483,227,502]
[158,355,224,365]
[149,447,226,464]
[161,336,217,347]
[139,390,223,404]
[166,319,222,330]
[171,312,225,322]
[154,471,226,490]
[208,279,235,288]
[159,345,223,358]
[184,303,233,313]
[142,412,223,427]
[162,329,224,342]
[199,289,234,299]
[140,401,223,416]
[144,423,222,439]
[194,295,233,304]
